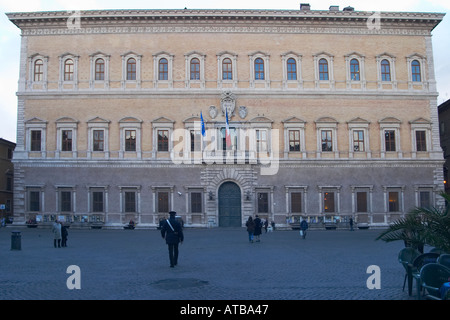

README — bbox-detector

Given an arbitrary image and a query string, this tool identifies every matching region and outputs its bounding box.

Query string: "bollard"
[11,231,21,250]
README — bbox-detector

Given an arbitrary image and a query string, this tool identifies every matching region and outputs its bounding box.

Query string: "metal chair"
[437,254,450,269]
[398,247,421,294]
[409,252,440,299]
[420,263,450,300]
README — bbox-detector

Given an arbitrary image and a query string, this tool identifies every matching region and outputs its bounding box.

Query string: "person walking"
[52,220,62,248]
[254,215,262,242]
[246,216,255,243]
[300,218,308,239]
[349,217,354,231]
[161,211,184,268]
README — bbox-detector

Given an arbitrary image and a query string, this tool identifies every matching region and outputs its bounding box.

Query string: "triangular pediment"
[348,117,370,124]
[409,117,431,124]
[314,51,334,57]
[250,116,273,123]
[56,117,78,123]
[152,116,174,124]
[25,117,47,124]
[282,116,306,123]
[376,52,396,59]
[407,53,426,60]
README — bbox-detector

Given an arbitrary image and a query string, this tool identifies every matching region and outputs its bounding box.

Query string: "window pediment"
[87,116,110,124]
[282,116,306,123]
[379,117,401,124]
[152,116,174,124]
[348,117,370,124]
[25,117,47,124]
[315,116,338,124]
[56,117,78,123]
[409,117,430,124]
[119,117,142,123]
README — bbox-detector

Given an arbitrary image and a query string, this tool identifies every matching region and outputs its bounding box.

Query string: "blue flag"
[200,112,206,137]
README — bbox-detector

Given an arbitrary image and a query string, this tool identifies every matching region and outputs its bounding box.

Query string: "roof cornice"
[6,9,445,34]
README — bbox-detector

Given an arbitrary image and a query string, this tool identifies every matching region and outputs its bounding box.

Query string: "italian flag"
[225,110,232,148]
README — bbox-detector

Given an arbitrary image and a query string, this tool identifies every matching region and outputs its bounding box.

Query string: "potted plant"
[376,192,450,254]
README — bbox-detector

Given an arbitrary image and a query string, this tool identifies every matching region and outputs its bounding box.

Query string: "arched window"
[95,58,105,81]
[190,58,200,80]
[287,58,297,81]
[350,59,360,81]
[64,59,74,81]
[319,58,329,81]
[411,60,421,82]
[222,58,232,80]
[34,59,43,82]
[381,59,391,81]
[127,58,136,80]
[255,58,265,80]
[158,58,168,80]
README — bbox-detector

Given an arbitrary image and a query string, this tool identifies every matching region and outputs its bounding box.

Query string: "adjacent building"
[0,138,16,222]
[6,5,445,228]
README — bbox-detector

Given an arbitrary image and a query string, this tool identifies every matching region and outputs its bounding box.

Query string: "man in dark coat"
[253,215,262,242]
[161,211,184,268]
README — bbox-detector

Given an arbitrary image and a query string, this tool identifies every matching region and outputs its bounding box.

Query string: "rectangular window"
[416,130,427,152]
[93,130,104,152]
[257,192,269,213]
[388,192,399,212]
[158,191,169,213]
[324,192,335,213]
[256,130,267,152]
[62,130,72,152]
[419,191,431,209]
[291,192,302,213]
[29,191,40,212]
[190,130,201,152]
[356,192,368,213]
[289,130,300,152]
[60,191,72,212]
[191,192,202,213]
[385,130,396,152]
[6,177,12,191]
[31,130,41,152]
[125,130,136,152]
[353,130,365,152]
[125,191,136,213]
[158,130,169,152]
[321,130,333,152]
[92,191,104,212]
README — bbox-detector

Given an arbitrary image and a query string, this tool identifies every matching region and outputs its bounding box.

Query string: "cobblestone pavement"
[0,226,416,300]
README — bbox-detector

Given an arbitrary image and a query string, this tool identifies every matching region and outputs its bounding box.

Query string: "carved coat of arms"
[220,91,236,117]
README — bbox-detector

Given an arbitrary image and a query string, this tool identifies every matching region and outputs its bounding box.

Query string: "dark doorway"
[218,182,241,227]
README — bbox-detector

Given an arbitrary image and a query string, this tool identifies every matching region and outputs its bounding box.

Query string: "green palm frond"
[376,192,450,253]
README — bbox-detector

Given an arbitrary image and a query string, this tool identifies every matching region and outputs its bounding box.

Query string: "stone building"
[0,138,15,221]
[6,5,445,228]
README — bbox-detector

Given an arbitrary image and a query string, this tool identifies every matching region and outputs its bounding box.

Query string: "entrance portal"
[218,182,241,227]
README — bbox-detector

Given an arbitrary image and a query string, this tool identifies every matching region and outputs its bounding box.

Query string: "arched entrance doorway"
[218,181,241,227]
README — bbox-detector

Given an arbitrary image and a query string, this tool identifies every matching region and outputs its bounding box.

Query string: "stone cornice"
[6,9,445,35]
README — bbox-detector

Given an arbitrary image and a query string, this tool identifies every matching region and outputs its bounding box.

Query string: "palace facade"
[7,5,445,228]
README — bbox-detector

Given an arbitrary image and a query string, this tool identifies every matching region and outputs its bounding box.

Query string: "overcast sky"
[1,0,449,143]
